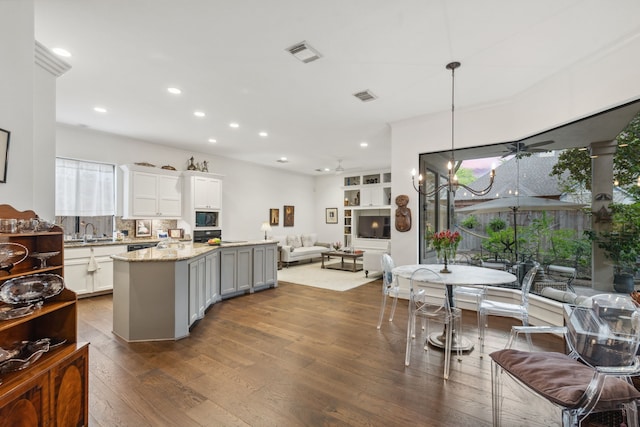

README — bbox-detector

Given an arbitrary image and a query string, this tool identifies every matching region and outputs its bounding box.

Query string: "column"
[590,140,617,291]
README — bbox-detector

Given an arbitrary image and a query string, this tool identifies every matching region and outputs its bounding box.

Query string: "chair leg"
[405,302,414,366]
[443,317,453,380]
[522,316,533,351]
[376,292,388,329]
[491,360,503,427]
[388,295,399,322]
[479,310,487,356]
[622,401,639,427]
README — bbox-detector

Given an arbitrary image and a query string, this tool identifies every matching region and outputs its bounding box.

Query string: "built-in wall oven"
[193,229,222,243]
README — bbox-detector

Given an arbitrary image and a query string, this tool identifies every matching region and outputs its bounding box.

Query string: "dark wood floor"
[77,280,564,426]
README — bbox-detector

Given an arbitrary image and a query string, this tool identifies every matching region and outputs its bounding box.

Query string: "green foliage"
[551,112,640,199]
[487,217,507,233]
[460,215,479,229]
[482,227,520,264]
[453,168,476,186]
[587,202,640,273]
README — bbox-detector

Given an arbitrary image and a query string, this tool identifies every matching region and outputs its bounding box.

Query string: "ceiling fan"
[501,140,554,157]
[315,159,346,174]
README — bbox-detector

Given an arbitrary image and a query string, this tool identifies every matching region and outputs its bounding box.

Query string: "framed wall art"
[325,207,338,224]
[168,228,184,239]
[283,205,295,227]
[269,208,279,226]
[0,128,10,183]
[135,219,152,237]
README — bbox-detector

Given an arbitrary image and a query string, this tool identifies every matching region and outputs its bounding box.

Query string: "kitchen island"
[111,240,278,342]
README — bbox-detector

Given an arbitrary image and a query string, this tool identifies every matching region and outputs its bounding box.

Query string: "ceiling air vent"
[286,41,321,63]
[353,90,377,102]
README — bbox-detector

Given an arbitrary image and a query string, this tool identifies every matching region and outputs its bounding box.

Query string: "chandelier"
[412,61,496,197]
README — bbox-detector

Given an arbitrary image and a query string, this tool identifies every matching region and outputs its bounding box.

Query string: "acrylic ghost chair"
[376,253,399,329]
[479,263,539,355]
[490,306,640,427]
[404,267,462,380]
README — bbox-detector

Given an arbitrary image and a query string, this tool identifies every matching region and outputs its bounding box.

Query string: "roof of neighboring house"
[455,151,568,203]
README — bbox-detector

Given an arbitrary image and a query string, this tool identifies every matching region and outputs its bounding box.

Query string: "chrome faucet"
[82,222,95,242]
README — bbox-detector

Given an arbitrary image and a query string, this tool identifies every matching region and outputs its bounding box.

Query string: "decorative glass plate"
[0,273,65,305]
[0,242,28,274]
[0,303,39,320]
[0,339,50,374]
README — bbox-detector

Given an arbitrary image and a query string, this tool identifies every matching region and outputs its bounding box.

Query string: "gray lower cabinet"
[253,244,278,290]
[220,246,253,296]
[188,251,222,327]
[205,250,220,306]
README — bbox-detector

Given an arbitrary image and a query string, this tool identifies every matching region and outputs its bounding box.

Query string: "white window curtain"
[55,158,115,216]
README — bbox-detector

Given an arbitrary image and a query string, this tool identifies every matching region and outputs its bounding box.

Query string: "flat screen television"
[357,215,390,239]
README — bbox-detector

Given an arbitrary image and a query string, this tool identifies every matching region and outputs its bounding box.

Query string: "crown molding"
[34,41,71,77]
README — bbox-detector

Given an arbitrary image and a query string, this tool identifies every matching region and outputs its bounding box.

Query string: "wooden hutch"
[0,205,88,426]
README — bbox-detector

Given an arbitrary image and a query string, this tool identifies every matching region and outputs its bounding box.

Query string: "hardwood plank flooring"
[77,280,564,426]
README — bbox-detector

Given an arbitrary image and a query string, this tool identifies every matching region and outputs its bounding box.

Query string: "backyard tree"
[551,112,640,198]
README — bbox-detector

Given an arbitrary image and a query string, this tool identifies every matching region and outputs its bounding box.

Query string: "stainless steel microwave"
[195,211,219,228]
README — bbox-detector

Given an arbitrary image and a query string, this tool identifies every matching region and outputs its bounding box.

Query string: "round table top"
[392,264,517,286]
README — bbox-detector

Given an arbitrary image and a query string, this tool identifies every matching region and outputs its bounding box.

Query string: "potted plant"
[587,203,640,292]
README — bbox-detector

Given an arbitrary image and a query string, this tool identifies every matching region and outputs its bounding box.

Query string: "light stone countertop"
[111,240,276,262]
[64,238,173,248]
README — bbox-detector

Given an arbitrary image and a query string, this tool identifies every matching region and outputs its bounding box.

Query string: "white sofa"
[272,233,329,266]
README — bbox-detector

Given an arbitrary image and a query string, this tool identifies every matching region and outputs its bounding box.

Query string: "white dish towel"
[87,248,100,272]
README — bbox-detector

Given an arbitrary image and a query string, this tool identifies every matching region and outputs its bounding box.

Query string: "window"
[55,158,115,216]
[55,158,115,239]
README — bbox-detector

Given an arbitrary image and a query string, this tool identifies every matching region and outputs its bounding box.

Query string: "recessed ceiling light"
[167,87,181,95]
[208,138,217,143]
[277,157,288,163]
[324,168,330,172]
[259,131,268,137]
[194,111,205,117]
[360,142,368,147]
[229,122,239,128]
[93,107,107,113]
[52,47,71,57]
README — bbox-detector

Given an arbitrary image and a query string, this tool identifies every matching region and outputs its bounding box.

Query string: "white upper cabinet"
[121,164,182,218]
[193,176,221,209]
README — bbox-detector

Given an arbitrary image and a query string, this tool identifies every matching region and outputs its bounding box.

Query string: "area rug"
[277,261,381,291]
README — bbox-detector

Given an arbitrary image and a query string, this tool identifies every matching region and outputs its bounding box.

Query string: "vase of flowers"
[426,229,462,273]
[332,241,343,251]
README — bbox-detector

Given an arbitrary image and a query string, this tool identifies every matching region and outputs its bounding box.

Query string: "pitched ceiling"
[34,0,640,175]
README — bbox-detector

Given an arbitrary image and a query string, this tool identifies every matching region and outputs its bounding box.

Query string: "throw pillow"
[301,234,314,247]
[287,234,302,248]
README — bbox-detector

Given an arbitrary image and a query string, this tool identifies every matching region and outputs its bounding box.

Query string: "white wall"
[0,1,36,213]
[56,125,319,241]
[390,34,640,268]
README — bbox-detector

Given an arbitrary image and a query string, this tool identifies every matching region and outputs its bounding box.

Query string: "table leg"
[321,255,326,269]
[427,283,474,352]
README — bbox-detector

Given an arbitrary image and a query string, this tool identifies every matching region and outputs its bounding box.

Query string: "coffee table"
[321,250,364,272]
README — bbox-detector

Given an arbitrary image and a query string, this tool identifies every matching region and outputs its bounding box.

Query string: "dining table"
[392,263,518,352]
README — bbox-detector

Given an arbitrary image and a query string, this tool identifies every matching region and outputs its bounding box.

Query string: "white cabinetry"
[181,171,224,234]
[194,176,221,209]
[342,170,392,246]
[64,244,127,296]
[121,164,182,219]
[342,171,391,208]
